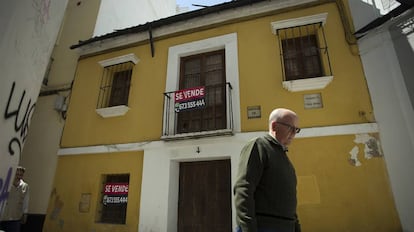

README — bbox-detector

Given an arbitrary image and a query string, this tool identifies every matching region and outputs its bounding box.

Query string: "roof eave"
[70,0,266,50]
[71,0,320,56]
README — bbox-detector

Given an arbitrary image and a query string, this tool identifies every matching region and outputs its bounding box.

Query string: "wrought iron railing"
[97,62,134,109]
[162,82,234,138]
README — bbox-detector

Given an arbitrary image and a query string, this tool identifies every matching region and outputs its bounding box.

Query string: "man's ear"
[271,121,277,131]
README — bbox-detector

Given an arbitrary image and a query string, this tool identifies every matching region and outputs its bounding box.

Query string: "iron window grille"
[277,23,332,81]
[96,174,130,224]
[97,62,134,109]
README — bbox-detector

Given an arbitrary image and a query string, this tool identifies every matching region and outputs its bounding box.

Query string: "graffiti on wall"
[4,81,36,157]
[0,81,36,212]
[49,188,65,229]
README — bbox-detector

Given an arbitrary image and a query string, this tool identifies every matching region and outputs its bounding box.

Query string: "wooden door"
[178,160,232,232]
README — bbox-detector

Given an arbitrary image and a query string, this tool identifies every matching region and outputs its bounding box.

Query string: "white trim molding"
[98,53,139,67]
[164,33,241,135]
[296,122,378,138]
[95,105,130,118]
[271,12,328,34]
[282,76,333,92]
[58,123,379,155]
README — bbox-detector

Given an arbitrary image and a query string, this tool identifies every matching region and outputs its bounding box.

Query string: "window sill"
[282,76,333,92]
[161,129,233,141]
[96,105,130,118]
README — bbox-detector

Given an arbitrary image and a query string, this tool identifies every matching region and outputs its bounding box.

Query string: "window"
[96,174,130,224]
[108,68,132,106]
[281,32,323,80]
[177,50,226,133]
[162,33,241,139]
[271,13,333,92]
[96,54,139,118]
[98,62,133,108]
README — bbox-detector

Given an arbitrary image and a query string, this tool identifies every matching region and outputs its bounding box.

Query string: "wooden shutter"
[109,69,132,107]
[177,50,226,133]
[282,34,323,80]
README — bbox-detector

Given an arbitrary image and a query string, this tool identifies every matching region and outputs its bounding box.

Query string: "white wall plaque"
[304,93,323,109]
[247,106,261,119]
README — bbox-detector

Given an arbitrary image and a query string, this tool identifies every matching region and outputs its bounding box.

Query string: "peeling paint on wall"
[49,188,64,221]
[349,133,383,166]
[349,146,362,166]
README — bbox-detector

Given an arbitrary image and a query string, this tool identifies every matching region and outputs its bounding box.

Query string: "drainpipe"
[332,0,358,46]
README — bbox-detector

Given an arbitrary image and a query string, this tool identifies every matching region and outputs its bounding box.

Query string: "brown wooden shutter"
[282,34,323,80]
[109,69,132,107]
[177,50,226,133]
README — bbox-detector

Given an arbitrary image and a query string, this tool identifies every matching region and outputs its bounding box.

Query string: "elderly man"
[234,108,301,232]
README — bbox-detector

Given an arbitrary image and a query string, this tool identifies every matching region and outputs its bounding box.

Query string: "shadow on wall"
[348,0,381,31]
[390,11,414,108]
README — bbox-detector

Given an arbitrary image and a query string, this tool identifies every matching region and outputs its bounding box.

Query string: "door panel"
[178,160,232,232]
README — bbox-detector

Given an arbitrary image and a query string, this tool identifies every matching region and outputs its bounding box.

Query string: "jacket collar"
[265,133,288,152]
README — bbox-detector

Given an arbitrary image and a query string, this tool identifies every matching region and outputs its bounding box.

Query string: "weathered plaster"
[349,133,383,166]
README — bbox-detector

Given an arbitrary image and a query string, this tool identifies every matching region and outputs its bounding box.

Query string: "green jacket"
[234,134,300,232]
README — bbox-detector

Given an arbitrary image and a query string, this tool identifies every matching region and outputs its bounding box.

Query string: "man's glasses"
[276,121,301,134]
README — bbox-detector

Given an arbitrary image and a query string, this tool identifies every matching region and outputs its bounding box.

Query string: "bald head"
[268,108,299,146]
[269,108,297,129]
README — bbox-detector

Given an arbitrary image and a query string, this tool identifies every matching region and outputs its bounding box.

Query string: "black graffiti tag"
[4,81,36,157]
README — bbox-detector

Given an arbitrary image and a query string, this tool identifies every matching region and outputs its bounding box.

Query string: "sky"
[176,0,232,11]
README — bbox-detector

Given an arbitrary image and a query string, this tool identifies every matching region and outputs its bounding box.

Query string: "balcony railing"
[162,82,234,140]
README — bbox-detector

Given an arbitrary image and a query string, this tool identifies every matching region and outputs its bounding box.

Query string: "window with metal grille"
[277,23,332,81]
[96,174,129,224]
[97,62,133,109]
[177,50,226,133]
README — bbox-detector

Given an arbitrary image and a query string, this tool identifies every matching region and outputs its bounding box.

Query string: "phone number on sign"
[103,195,128,205]
[175,99,206,112]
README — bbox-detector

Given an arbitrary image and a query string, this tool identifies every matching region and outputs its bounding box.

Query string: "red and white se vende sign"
[174,86,205,103]
[174,86,206,112]
[104,183,129,195]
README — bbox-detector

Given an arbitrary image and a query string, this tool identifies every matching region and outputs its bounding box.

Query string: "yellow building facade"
[44,1,401,231]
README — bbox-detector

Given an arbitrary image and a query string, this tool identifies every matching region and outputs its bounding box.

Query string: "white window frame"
[96,53,139,118]
[271,13,334,92]
[163,33,241,138]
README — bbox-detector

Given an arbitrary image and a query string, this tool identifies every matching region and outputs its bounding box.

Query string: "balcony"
[161,83,234,140]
